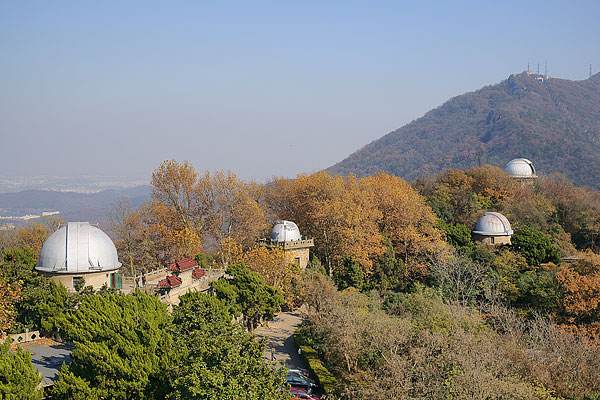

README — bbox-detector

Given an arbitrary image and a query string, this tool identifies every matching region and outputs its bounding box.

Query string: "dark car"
[286,370,318,391]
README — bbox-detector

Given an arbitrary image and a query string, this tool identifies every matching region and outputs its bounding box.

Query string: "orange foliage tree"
[0,278,20,333]
[360,173,448,266]
[266,172,384,275]
[242,246,302,307]
[557,251,600,325]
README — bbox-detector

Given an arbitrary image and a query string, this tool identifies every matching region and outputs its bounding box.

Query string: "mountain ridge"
[329,72,600,188]
[0,185,151,225]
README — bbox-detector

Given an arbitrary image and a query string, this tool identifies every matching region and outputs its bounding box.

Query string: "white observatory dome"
[473,212,513,236]
[504,158,537,178]
[36,222,122,274]
[271,220,302,242]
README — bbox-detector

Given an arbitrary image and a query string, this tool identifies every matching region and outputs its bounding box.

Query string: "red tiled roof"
[168,257,197,273]
[192,267,206,280]
[157,275,182,288]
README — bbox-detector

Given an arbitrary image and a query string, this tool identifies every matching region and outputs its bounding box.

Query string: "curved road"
[254,310,306,370]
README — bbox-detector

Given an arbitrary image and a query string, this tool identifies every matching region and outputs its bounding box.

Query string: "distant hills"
[329,72,600,188]
[0,186,151,226]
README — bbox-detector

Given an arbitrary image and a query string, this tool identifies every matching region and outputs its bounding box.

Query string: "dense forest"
[329,72,600,189]
[2,159,600,399]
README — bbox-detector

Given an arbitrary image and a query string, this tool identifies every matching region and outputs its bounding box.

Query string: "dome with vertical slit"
[271,220,302,242]
[36,222,121,274]
[504,158,537,178]
[473,212,513,236]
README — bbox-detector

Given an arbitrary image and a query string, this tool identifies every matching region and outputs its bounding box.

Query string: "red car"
[290,386,322,400]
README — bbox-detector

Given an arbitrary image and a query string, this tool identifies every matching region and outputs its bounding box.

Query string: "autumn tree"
[241,245,302,307]
[151,159,200,232]
[538,174,600,251]
[149,160,203,261]
[0,278,20,333]
[266,172,384,274]
[13,223,50,256]
[195,170,268,259]
[557,251,600,328]
[360,173,448,270]
[420,166,516,223]
[112,202,162,275]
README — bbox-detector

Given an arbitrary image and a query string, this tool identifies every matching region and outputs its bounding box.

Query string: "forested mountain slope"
[329,72,600,188]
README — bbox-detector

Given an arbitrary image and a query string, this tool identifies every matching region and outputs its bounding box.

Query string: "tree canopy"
[51,292,175,400]
[0,340,43,400]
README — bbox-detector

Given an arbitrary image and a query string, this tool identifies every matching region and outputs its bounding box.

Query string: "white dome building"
[472,212,514,245]
[504,158,537,179]
[271,220,302,242]
[36,222,122,291]
[262,220,314,270]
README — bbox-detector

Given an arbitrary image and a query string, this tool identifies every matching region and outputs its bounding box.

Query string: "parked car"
[290,386,322,400]
[288,368,311,378]
[286,370,318,391]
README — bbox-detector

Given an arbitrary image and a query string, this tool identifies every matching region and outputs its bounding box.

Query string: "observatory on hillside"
[504,158,538,179]
[36,222,122,291]
[472,212,514,246]
[260,220,314,270]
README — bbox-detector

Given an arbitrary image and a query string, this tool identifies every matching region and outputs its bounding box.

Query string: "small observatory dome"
[473,212,514,236]
[36,222,122,274]
[504,158,537,178]
[271,220,302,242]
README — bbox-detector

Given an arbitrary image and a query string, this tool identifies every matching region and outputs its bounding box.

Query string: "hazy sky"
[1,1,599,182]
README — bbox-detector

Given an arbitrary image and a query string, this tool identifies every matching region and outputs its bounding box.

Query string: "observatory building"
[472,212,514,246]
[260,220,314,270]
[504,158,537,179]
[36,222,122,291]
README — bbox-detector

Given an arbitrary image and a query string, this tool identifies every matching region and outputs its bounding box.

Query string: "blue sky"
[1,1,599,181]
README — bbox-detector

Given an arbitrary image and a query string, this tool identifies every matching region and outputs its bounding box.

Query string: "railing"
[258,238,314,250]
[1,330,42,344]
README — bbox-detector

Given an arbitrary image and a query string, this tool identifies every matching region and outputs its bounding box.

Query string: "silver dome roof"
[271,220,302,242]
[473,212,513,236]
[36,222,122,274]
[504,158,537,178]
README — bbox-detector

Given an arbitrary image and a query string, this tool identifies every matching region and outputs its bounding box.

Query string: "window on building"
[294,257,301,266]
[72,276,85,290]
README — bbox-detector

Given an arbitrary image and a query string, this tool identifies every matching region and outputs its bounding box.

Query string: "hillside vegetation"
[329,72,600,188]
[4,160,600,399]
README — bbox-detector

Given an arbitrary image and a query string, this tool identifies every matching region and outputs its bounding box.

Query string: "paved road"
[254,310,306,370]
[20,340,72,387]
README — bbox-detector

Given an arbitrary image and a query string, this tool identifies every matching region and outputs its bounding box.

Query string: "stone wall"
[159,269,226,306]
[283,247,310,270]
[3,330,42,344]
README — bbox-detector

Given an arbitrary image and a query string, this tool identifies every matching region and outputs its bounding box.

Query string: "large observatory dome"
[36,222,122,274]
[473,212,513,236]
[271,220,302,242]
[504,158,537,178]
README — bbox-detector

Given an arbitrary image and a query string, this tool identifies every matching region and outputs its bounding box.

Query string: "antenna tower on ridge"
[544,61,547,78]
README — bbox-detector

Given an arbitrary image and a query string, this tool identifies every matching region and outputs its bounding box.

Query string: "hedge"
[293,332,337,395]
